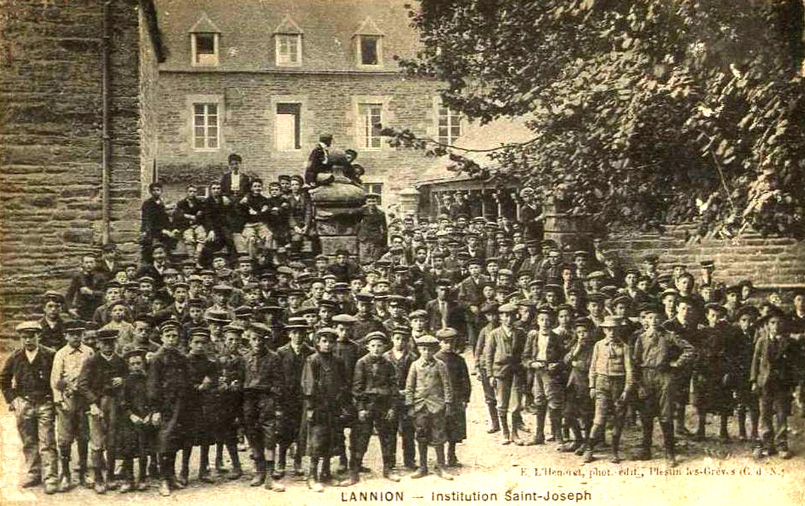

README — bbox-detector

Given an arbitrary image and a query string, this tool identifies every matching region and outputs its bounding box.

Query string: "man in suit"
[199,182,237,268]
[356,193,388,263]
[425,279,467,351]
[220,153,251,198]
[66,255,106,321]
[304,134,333,186]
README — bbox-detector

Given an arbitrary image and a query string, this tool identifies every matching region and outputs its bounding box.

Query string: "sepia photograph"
[1,0,805,505]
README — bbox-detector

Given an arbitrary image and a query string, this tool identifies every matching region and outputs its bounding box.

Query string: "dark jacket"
[220,171,251,197]
[141,197,172,234]
[356,206,387,245]
[77,352,128,404]
[0,347,55,403]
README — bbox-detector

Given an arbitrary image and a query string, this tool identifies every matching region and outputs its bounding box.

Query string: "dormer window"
[358,36,380,66]
[353,17,384,68]
[189,13,221,67]
[192,33,218,66]
[276,34,301,66]
[273,15,303,67]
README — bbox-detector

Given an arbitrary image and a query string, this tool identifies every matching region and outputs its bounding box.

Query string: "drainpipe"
[101,1,112,244]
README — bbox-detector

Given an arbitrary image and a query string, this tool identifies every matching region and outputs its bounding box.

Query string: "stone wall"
[0,0,156,341]
[606,223,805,287]
[156,71,441,209]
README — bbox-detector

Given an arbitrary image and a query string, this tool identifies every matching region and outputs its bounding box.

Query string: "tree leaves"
[397,0,805,239]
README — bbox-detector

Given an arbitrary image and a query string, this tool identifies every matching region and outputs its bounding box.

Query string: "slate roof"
[155,0,421,72]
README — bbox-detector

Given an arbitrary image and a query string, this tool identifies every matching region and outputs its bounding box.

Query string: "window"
[358,103,383,149]
[438,105,462,145]
[275,103,301,150]
[192,33,218,66]
[363,182,384,205]
[193,103,219,150]
[276,34,301,66]
[357,35,381,66]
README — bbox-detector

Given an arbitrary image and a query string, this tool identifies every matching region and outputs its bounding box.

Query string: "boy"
[1,322,59,494]
[751,309,800,459]
[116,348,155,492]
[384,326,418,470]
[691,303,738,442]
[405,335,453,480]
[522,307,566,446]
[561,318,596,454]
[66,255,105,321]
[434,328,471,467]
[238,178,272,259]
[584,316,634,463]
[173,184,206,263]
[265,181,291,252]
[77,327,128,493]
[734,305,760,442]
[212,323,245,478]
[242,322,287,491]
[301,328,350,493]
[103,301,135,353]
[179,330,218,486]
[632,305,695,467]
[147,319,191,496]
[474,303,500,434]
[51,321,94,490]
[276,320,314,477]
[485,303,527,445]
[342,331,400,486]
[140,182,178,263]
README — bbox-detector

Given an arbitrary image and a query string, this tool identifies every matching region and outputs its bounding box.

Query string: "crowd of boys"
[3,167,805,498]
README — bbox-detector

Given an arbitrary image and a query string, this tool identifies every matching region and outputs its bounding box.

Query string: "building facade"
[155,0,461,209]
[0,0,163,339]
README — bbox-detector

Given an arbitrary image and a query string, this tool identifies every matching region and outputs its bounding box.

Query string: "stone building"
[154,0,458,209]
[0,0,164,338]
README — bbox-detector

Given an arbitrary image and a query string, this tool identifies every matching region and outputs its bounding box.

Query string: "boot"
[274,445,288,479]
[307,457,324,493]
[675,407,691,436]
[737,409,748,442]
[635,419,653,461]
[610,433,622,463]
[337,453,348,474]
[135,458,148,491]
[320,454,333,482]
[561,420,583,452]
[119,460,134,493]
[215,443,228,474]
[499,412,512,445]
[381,451,400,482]
[693,412,706,441]
[227,443,243,480]
[264,462,286,492]
[525,408,546,445]
[58,455,73,493]
[158,454,171,496]
[550,409,564,445]
[339,456,360,487]
[583,431,598,463]
[92,450,106,494]
[199,446,215,483]
[446,442,461,467]
[78,441,89,488]
[410,442,429,479]
[175,448,189,488]
[487,404,501,433]
[433,445,453,481]
[718,415,730,443]
[250,457,266,487]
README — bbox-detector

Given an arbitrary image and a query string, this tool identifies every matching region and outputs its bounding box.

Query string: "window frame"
[275,102,303,151]
[362,182,384,205]
[356,34,383,68]
[357,102,384,150]
[192,102,221,152]
[191,32,219,67]
[275,33,302,67]
[437,104,463,146]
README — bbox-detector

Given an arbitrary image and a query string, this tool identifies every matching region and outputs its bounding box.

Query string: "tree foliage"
[390,0,805,239]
